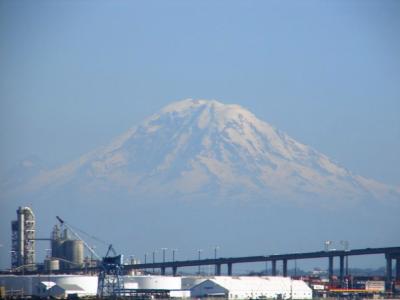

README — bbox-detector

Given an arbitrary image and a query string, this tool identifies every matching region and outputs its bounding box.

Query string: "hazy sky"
[1,0,399,188]
[1,0,400,272]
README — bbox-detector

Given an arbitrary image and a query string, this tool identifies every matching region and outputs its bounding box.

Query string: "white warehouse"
[190,276,313,300]
[0,274,98,298]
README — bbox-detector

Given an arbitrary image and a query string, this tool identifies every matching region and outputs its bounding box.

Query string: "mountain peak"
[150,99,263,133]
[160,99,223,114]
[6,99,399,205]
[162,98,254,116]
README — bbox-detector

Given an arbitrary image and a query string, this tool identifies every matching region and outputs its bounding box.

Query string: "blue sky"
[1,0,400,271]
[1,0,399,186]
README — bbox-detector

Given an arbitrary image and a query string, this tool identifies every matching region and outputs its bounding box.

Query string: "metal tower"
[97,245,125,298]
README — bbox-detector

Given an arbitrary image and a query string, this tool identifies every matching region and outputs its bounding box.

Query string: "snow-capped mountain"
[10,99,399,205]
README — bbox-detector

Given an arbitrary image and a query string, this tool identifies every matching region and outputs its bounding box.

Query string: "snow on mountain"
[10,99,400,204]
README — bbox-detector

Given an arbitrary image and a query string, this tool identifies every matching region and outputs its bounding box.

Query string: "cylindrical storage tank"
[63,240,84,268]
[44,259,60,272]
[124,275,181,290]
[51,239,64,259]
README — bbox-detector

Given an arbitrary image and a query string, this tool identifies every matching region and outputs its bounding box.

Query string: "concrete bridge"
[125,246,400,288]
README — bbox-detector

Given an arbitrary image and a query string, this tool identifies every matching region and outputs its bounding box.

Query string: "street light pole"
[172,249,178,262]
[152,251,156,273]
[214,246,219,260]
[144,253,148,273]
[198,249,203,275]
[214,246,219,275]
[161,248,167,263]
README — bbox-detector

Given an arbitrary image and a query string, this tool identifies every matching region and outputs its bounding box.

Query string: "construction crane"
[56,216,125,297]
[97,244,125,298]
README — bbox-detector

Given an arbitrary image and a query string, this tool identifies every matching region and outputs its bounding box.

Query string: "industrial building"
[189,276,313,300]
[11,207,36,271]
[0,274,98,298]
[10,207,85,273]
[122,276,190,298]
[0,274,313,299]
[124,275,181,290]
[50,224,84,270]
[0,275,184,298]
[4,206,396,298]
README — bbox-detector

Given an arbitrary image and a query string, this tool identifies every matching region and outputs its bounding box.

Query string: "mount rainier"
[5,99,399,205]
[2,99,400,268]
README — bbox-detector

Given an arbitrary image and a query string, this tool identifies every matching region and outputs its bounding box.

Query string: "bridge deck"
[125,246,400,270]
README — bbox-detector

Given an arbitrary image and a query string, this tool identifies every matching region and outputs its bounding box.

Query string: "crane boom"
[56,216,101,260]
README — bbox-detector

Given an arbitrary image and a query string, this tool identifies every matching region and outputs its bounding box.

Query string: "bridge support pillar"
[386,254,393,291]
[161,266,166,275]
[172,266,177,276]
[328,256,334,282]
[272,260,277,276]
[228,263,233,276]
[283,259,288,277]
[215,264,221,276]
[396,258,400,281]
[339,255,345,287]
